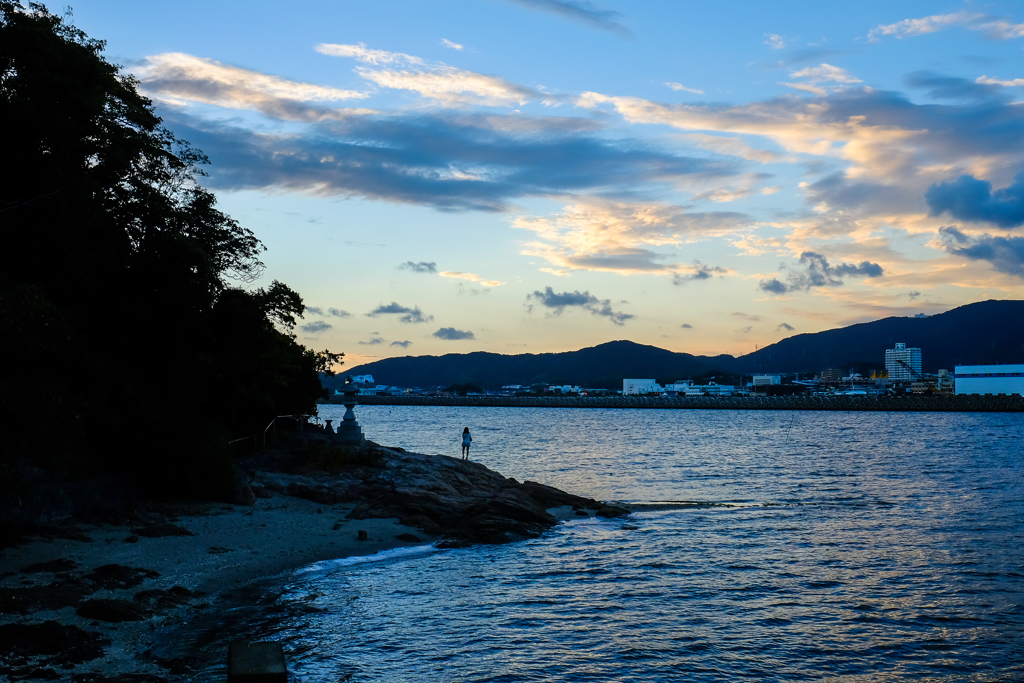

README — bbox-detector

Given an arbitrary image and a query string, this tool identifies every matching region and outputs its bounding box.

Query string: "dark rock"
[596,505,630,518]
[227,467,256,507]
[396,533,421,542]
[20,559,79,574]
[133,586,203,611]
[76,599,150,622]
[251,483,272,499]
[129,522,193,538]
[0,621,110,667]
[357,530,367,541]
[84,564,160,590]
[575,510,589,516]
[0,579,91,615]
[72,674,169,683]
[124,535,139,543]
[332,522,343,530]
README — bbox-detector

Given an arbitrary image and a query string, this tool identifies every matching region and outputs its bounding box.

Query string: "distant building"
[623,379,661,395]
[820,368,844,382]
[683,383,739,396]
[885,343,922,381]
[752,374,782,386]
[663,380,694,392]
[351,374,375,385]
[955,364,1024,396]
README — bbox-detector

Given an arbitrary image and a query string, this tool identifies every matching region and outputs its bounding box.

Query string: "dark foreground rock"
[248,439,629,546]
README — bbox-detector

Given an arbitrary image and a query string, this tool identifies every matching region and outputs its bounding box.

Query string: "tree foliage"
[0,2,341,497]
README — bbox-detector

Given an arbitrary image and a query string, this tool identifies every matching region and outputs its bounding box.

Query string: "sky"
[67,0,1024,365]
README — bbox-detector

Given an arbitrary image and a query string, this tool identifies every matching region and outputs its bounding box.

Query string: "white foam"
[293,544,441,575]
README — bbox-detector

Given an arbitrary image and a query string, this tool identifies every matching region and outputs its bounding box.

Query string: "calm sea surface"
[181,407,1023,682]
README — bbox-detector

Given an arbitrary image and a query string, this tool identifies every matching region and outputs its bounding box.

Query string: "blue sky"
[68,0,1024,363]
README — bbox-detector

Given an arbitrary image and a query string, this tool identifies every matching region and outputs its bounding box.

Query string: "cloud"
[327,308,351,317]
[433,327,476,340]
[940,226,1024,278]
[314,43,424,66]
[666,82,704,95]
[366,302,434,323]
[503,0,631,37]
[681,323,693,329]
[672,262,727,285]
[441,39,464,50]
[790,64,861,84]
[867,12,1024,42]
[301,320,332,334]
[514,198,749,275]
[526,286,633,325]
[867,11,986,41]
[777,322,795,331]
[976,76,1024,88]
[439,271,506,287]
[164,108,732,212]
[758,251,884,294]
[764,34,786,50]
[676,134,783,164]
[399,261,438,273]
[907,291,922,300]
[305,306,324,315]
[737,326,753,334]
[732,312,762,322]
[926,172,1024,228]
[358,337,385,345]
[354,64,545,108]
[135,53,369,115]
[391,340,413,347]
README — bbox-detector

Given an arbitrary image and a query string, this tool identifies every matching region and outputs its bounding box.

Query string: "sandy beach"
[0,442,613,681]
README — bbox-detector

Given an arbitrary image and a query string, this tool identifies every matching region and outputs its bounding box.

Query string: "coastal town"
[333,342,1024,400]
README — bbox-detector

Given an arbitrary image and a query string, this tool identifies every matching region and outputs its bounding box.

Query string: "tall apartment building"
[885,343,922,381]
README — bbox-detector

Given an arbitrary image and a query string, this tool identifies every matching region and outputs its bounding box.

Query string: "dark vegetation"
[0,3,340,500]
[339,300,1024,389]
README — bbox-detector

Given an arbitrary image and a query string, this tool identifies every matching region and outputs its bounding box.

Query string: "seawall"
[335,394,1024,412]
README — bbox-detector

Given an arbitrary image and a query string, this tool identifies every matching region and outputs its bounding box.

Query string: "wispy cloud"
[790,63,861,84]
[433,327,476,340]
[398,261,438,273]
[358,337,385,345]
[759,252,883,294]
[764,33,786,50]
[976,76,1024,88]
[503,0,631,37]
[681,323,693,329]
[666,82,704,95]
[777,322,795,331]
[327,308,351,317]
[514,198,749,276]
[391,340,413,347]
[439,271,506,287]
[867,12,1024,42]
[672,262,727,285]
[441,39,464,50]
[315,42,424,65]
[301,320,332,334]
[867,11,986,41]
[526,286,633,325]
[366,302,434,323]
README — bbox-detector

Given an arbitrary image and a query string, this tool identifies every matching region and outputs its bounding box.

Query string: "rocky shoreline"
[0,436,627,681]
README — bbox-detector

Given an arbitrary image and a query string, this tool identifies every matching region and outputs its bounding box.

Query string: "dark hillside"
[332,341,731,390]
[337,300,1024,388]
[742,300,1024,374]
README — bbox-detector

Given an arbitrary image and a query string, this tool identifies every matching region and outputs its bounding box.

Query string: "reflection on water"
[178,409,1023,682]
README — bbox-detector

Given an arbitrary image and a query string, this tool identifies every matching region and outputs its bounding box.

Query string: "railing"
[262,414,317,447]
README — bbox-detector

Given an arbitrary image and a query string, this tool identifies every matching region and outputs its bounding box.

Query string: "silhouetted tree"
[0,2,341,497]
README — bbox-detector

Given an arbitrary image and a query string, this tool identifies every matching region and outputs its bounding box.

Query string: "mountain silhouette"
[334,300,1024,389]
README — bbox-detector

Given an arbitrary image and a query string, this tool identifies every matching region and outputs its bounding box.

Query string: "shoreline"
[339,393,1024,412]
[0,444,623,680]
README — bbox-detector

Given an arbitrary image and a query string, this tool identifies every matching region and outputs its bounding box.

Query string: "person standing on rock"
[461,427,472,459]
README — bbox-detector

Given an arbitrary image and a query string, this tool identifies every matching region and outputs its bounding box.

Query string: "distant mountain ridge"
[333,300,1024,389]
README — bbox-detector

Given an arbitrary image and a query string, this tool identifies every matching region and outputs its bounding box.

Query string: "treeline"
[0,2,339,499]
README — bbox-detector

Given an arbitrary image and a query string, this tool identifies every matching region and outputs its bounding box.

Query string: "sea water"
[183,408,1024,682]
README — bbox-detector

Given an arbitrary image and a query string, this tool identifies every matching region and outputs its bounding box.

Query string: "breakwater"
[338,393,1024,412]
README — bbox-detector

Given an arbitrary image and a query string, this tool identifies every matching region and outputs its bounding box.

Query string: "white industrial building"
[623,379,661,395]
[954,364,1024,396]
[752,374,782,386]
[885,343,922,381]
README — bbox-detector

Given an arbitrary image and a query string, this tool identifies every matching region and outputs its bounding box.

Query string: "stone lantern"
[335,379,365,445]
